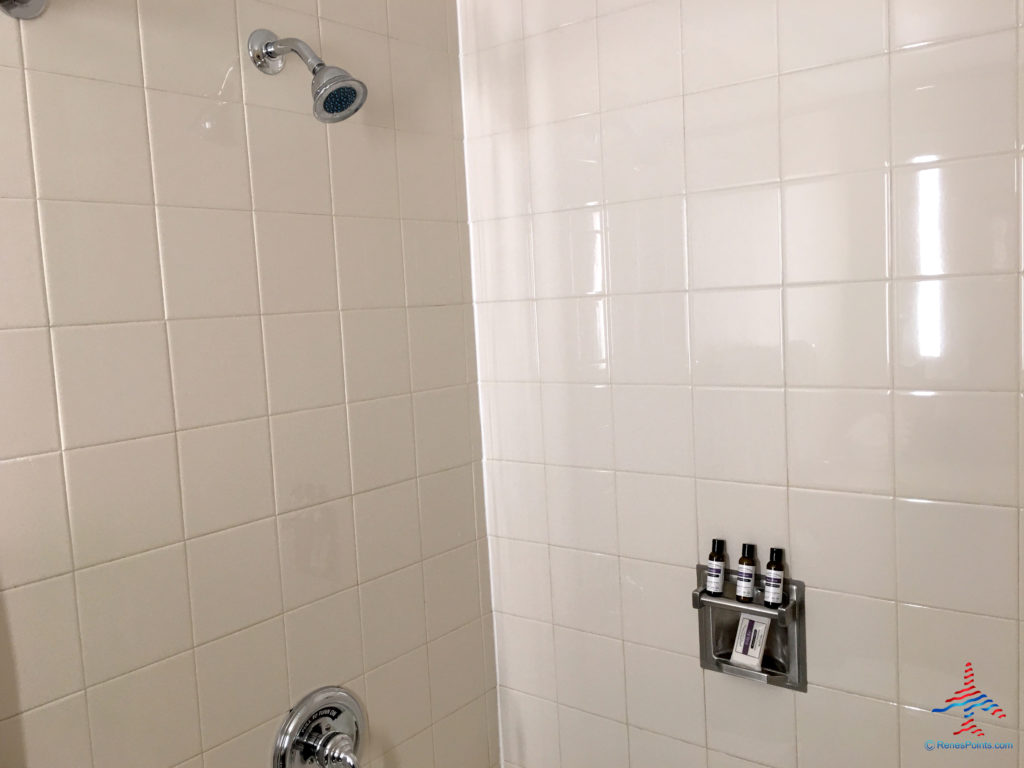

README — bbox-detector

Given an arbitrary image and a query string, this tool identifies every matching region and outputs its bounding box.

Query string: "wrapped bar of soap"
[730,613,771,670]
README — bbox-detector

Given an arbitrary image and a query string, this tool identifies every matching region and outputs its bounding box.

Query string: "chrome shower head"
[248,29,368,124]
[311,65,368,123]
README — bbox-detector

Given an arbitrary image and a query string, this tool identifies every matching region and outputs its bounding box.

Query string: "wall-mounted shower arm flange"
[1,0,47,20]
[249,29,326,75]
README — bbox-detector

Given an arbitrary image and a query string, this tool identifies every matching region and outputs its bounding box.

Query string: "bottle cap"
[741,542,756,559]
[711,538,725,555]
[769,547,784,563]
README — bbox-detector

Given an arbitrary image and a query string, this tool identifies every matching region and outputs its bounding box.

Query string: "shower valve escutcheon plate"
[274,686,366,768]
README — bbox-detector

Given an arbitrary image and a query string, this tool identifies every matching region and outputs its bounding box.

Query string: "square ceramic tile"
[557,626,626,724]
[597,0,682,110]
[364,648,432,755]
[177,418,275,538]
[39,201,162,326]
[629,727,708,767]
[53,323,173,449]
[353,480,421,582]
[687,185,781,288]
[76,544,191,685]
[0,329,59,460]
[168,317,267,429]
[336,218,406,309]
[348,395,417,492]
[783,171,889,284]
[0,68,33,200]
[22,0,142,85]
[480,382,545,463]
[396,130,458,221]
[786,282,891,387]
[787,388,894,494]
[187,519,283,644]
[778,0,887,71]
[891,32,1016,165]
[532,208,606,298]
[359,565,427,669]
[263,312,345,413]
[789,488,895,599]
[470,217,534,302]
[464,130,531,220]
[464,43,528,137]
[419,465,477,558]
[894,391,1017,506]
[139,0,240,100]
[684,78,779,191]
[159,208,260,319]
[780,56,889,179]
[691,289,784,386]
[524,20,599,125]
[65,434,183,568]
[409,306,469,391]
[247,105,331,215]
[269,405,351,512]
[681,0,777,93]
[891,0,1016,48]
[475,302,540,382]
[895,275,1018,390]
[620,558,697,656]
[319,0,388,34]
[0,575,83,719]
[606,197,687,294]
[0,454,71,590]
[412,386,473,473]
[342,308,411,401]
[692,388,787,484]
[499,689,560,768]
[541,383,614,468]
[805,588,898,699]
[0,200,46,330]
[329,124,400,218]
[529,115,603,212]
[434,698,490,767]
[617,472,697,566]
[602,98,686,203]
[550,546,621,637]
[423,543,481,639]
[705,672,795,767]
[558,700,627,762]
[484,461,547,542]
[625,643,706,744]
[388,0,448,49]
[194,619,289,747]
[27,71,151,204]
[896,498,1017,618]
[148,90,251,210]
[609,293,688,384]
[255,212,338,313]
[285,588,362,698]
[278,498,357,610]
[898,603,1018,727]
[612,384,695,475]
[428,621,487,720]
[545,465,617,554]
[88,652,200,768]
[403,220,463,305]
[201,720,278,768]
[892,155,1019,277]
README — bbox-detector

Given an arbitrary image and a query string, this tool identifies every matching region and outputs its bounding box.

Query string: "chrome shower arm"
[264,37,324,73]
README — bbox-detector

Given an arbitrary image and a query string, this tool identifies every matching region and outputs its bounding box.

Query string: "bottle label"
[706,561,724,593]
[736,563,756,598]
[763,569,784,605]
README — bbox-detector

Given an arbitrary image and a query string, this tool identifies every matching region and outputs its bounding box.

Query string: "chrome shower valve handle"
[274,687,366,768]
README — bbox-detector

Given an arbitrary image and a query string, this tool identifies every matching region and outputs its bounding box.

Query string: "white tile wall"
[0,0,494,767]
[462,0,1024,765]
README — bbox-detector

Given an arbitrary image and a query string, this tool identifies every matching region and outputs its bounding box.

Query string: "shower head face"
[311,66,368,123]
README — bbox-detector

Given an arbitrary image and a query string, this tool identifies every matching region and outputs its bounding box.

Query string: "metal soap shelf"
[692,565,806,692]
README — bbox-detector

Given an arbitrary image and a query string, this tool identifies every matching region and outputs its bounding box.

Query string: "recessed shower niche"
[693,566,807,692]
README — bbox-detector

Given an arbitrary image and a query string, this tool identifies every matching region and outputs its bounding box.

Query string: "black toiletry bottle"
[763,547,785,608]
[705,538,726,596]
[735,543,756,603]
